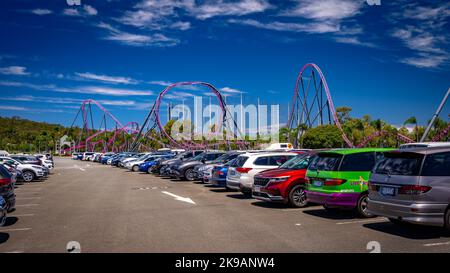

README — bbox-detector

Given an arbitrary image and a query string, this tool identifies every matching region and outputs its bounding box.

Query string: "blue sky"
[0,0,449,129]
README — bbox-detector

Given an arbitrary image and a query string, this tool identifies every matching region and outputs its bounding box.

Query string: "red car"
[252,153,314,208]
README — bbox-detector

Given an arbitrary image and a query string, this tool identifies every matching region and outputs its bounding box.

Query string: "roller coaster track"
[288,63,416,147]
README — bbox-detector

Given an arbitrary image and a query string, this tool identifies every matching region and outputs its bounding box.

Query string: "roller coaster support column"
[421,88,450,142]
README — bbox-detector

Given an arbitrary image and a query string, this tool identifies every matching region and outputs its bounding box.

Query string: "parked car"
[0,195,6,227]
[158,151,204,176]
[399,142,450,149]
[226,152,297,196]
[305,148,393,218]
[71,153,79,160]
[81,152,96,161]
[127,154,171,172]
[139,155,175,173]
[252,152,314,207]
[367,147,450,230]
[172,151,226,181]
[209,158,237,186]
[100,152,115,164]
[10,155,41,165]
[0,164,16,213]
[196,152,245,183]
[0,157,47,182]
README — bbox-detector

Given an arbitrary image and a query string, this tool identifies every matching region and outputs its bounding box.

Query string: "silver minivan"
[367,147,450,231]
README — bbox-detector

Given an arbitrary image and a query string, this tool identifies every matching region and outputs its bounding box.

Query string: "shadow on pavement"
[363,222,449,240]
[3,217,18,227]
[302,208,357,220]
[0,233,10,244]
[251,201,287,208]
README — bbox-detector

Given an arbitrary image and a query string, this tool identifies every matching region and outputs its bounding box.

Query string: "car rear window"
[373,152,424,176]
[421,152,450,176]
[339,152,376,172]
[231,156,248,167]
[280,154,313,170]
[308,153,343,171]
[0,165,11,178]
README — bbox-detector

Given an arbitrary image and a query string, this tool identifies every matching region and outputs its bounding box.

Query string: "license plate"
[313,180,323,187]
[254,185,261,192]
[380,186,395,196]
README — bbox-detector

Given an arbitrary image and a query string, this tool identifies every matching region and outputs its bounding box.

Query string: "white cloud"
[84,5,98,16]
[117,0,271,29]
[0,106,28,111]
[334,36,376,48]
[149,80,173,86]
[192,0,272,20]
[63,5,98,17]
[0,80,153,96]
[97,22,179,47]
[31,9,53,15]
[400,54,447,68]
[389,2,449,69]
[0,66,30,76]
[282,0,363,20]
[75,72,139,85]
[229,19,339,34]
[220,87,242,94]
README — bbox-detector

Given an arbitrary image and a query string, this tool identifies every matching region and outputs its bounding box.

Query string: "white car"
[399,142,450,149]
[226,152,297,195]
[0,157,46,182]
[82,152,95,161]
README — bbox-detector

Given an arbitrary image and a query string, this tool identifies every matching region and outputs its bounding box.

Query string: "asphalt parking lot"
[0,157,449,253]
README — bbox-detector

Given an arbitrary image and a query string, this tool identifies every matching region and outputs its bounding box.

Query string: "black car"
[0,164,16,214]
[158,150,204,176]
[172,151,226,181]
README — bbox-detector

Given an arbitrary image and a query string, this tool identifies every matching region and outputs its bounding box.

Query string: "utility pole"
[420,88,450,142]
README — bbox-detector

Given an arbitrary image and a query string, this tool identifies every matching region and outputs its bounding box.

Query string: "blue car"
[0,196,6,227]
[209,164,231,187]
[139,155,175,173]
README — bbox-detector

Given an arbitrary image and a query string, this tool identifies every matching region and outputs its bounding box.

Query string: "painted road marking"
[10,214,34,217]
[0,228,32,232]
[17,197,41,200]
[336,218,387,225]
[161,191,196,205]
[295,223,302,226]
[424,241,450,247]
[15,204,40,207]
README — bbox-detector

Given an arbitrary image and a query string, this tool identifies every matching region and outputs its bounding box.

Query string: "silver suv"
[367,147,450,231]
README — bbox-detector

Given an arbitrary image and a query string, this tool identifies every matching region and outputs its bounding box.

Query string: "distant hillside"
[0,116,68,153]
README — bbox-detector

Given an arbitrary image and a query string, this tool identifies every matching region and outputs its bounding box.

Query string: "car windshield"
[279,154,311,170]
[308,153,342,171]
[374,152,424,176]
[191,152,205,161]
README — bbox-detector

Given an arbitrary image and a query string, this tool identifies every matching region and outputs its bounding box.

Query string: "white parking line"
[10,214,34,217]
[336,218,387,225]
[424,241,450,247]
[0,228,32,232]
[15,204,40,207]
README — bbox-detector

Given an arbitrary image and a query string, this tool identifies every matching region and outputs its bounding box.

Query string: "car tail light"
[0,178,11,185]
[368,182,377,191]
[324,179,347,186]
[304,177,311,184]
[236,167,252,173]
[398,185,431,195]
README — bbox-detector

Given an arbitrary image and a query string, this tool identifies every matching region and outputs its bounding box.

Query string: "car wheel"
[289,185,308,208]
[356,193,375,218]
[444,209,450,234]
[0,209,6,227]
[22,171,35,182]
[132,165,139,172]
[184,168,195,181]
